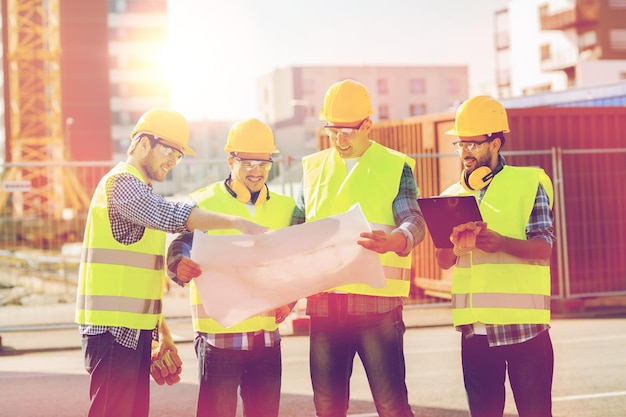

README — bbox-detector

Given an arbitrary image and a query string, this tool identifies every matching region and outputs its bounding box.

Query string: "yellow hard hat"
[445,95,510,137]
[224,118,279,154]
[130,109,195,155]
[319,79,375,123]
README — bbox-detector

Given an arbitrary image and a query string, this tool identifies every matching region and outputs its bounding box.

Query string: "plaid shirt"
[80,171,194,350]
[458,157,556,347]
[167,220,281,350]
[291,162,425,317]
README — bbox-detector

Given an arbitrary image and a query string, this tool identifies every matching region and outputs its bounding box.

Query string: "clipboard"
[417,196,483,248]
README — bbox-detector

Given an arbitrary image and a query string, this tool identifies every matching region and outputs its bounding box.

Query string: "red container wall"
[507,107,626,296]
[317,107,626,301]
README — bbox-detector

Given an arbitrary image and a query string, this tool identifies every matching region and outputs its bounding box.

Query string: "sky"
[166,0,508,121]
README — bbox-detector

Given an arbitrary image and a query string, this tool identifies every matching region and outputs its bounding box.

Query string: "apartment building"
[496,0,626,98]
[257,66,468,161]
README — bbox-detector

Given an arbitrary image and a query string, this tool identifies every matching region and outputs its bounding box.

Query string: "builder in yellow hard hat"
[166,118,296,417]
[292,79,425,417]
[76,109,267,417]
[437,96,555,417]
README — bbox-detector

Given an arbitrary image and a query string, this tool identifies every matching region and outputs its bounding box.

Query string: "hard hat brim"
[159,137,196,156]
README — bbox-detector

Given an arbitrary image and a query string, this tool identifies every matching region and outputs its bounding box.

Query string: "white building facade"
[496,0,626,98]
[257,65,468,161]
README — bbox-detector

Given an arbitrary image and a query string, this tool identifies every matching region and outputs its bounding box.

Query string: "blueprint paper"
[190,204,386,327]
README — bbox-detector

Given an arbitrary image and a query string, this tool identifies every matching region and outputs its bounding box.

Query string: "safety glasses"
[146,135,184,164]
[324,118,368,138]
[231,156,273,172]
[452,138,493,154]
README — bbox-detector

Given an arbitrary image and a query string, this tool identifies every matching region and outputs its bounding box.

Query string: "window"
[110,0,127,13]
[379,104,389,120]
[609,29,626,50]
[578,31,597,50]
[410,104,426,116]
[302,79,315,94]
[409,78,425,94]
[609,0,626,9]
[377,79,388,94]
[447,78,461,95]
[540,44,551,61]
[304,105,316,117]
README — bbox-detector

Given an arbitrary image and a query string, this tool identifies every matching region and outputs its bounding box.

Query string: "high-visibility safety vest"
[301,142,415,297]
[189,183,295,333]
[442,166,554,326]
[76,162,165,330]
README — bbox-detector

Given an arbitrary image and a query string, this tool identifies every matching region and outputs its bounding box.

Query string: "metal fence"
[2,117,626,316]
[0,157,301,305]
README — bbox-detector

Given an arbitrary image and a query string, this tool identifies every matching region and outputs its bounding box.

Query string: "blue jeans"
[309,306,414,417]
[81,330,152,417]
[461,330,554,417]
[194,335,282,417]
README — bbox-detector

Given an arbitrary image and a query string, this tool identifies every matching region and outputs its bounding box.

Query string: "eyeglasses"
[232,156,273,172]
[452,139,493,154]
[324,118,368,138]
[146,136,184,164]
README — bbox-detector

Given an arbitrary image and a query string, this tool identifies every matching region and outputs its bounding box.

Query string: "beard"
[142,151,169,182]
[467,152,495,173]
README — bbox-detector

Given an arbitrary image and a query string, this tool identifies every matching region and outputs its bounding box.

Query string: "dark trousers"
[309,305,414,417]
[82,330,152,417]
[194,335,282,417]
[461,330,554,417]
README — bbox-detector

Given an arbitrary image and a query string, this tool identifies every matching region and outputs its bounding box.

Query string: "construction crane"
[1,0,89,227]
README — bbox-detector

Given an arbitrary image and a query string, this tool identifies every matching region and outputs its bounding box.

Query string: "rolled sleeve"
[392,164,426,256]
[166,232,194,287]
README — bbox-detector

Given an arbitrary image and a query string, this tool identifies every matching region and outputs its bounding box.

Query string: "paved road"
[1,316,626,416]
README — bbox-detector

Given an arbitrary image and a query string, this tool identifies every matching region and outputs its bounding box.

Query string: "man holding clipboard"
[433,96,556,417]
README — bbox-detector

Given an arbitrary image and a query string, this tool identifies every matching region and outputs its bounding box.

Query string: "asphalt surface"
[2,290,626,417]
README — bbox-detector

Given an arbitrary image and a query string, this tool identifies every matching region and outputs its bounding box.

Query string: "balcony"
[541,47,579,72]
[540,4,598,31]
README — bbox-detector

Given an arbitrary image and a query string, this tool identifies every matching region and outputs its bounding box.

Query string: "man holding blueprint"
[166,118,296,417]
[291,79,426,417]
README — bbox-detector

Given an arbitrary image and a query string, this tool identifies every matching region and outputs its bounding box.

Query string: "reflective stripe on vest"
[192,304,277,333]
[452,293,550,310]
[83,248,164,270]
[189,183,295,333]
[76,162,164,330]
[77,294,161,314]
[302,143,414,297]
[444,166,553,326]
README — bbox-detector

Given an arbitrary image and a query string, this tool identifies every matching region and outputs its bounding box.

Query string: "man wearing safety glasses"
[166,118,296,417]
[292,79,425,417]
[76,109,267,417]
[436,96,555,417]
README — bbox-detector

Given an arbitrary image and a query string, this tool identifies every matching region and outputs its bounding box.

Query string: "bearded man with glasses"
[292,79,425,417]
[437,96,555,417]
[166,118,296,417]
